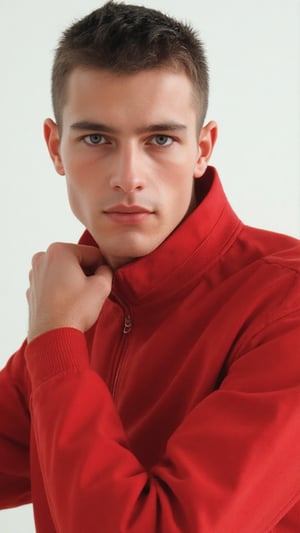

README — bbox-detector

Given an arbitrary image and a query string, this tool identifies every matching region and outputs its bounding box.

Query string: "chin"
[105,240,162,269]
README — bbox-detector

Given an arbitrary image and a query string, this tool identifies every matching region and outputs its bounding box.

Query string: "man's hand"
[26,243,113,342]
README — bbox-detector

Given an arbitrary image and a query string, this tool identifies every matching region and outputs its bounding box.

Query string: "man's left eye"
[151,135,173,146]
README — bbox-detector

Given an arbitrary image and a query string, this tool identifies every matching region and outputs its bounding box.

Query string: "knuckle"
[31,251,44,267]
[46,242,74,259]
[46,242,64,255]
[96,272,113,294]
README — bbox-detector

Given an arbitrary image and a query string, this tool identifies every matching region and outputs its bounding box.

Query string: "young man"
[1,2,300,531]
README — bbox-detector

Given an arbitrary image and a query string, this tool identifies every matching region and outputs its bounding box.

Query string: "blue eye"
[152,135,173,146]
[84,134,105,145]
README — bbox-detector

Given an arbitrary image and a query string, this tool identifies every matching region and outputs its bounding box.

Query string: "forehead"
[62,67,198,127]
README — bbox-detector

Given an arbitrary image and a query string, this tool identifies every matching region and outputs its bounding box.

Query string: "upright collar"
[79,167,242,304]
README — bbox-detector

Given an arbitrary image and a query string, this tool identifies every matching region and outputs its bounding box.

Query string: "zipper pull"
[123,315,132,334]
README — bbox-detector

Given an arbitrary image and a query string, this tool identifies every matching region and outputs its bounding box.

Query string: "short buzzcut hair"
[51,1,209,130]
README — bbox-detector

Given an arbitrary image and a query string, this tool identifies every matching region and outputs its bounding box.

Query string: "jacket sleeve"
[25,312,300,533]
[0,343,31,509]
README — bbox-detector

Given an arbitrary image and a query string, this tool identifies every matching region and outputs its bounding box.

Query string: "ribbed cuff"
[25,328,89,389]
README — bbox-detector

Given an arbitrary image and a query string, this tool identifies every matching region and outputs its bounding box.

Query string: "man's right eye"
[83,134,106,145]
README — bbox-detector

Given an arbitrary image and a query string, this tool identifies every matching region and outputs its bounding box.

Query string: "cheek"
[162,148,199,186]
[65,175,90,223]
[166,165,195,198]
[65,180,82,218]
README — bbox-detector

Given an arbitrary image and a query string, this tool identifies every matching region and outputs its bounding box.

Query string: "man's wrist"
[28,321,83,344]
[25,327,89,388]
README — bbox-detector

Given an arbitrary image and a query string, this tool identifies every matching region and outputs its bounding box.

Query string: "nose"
[109,143,145,193]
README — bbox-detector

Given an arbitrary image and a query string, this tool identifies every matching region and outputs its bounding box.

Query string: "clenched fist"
[27,243,113,342]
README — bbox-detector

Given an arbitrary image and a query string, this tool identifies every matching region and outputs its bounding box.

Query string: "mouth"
[103,204,154,225]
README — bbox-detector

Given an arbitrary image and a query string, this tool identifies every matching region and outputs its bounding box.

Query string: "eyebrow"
[70,121,187,134]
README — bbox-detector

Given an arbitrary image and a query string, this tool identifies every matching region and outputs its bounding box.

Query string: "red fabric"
[1,167,300,532]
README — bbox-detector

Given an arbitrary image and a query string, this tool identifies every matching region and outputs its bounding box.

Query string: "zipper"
[110,294,133,399]
[123,314,132,334]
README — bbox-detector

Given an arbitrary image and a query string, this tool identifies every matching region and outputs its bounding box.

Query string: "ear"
[44,118,65,176]
[193,120,218,178]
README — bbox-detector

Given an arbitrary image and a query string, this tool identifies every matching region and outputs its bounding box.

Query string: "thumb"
[89,263,113,299]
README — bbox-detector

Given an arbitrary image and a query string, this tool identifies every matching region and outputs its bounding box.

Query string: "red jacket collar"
[79,166,242,303]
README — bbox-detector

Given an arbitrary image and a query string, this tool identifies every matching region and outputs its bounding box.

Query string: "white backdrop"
[0,0,299,530]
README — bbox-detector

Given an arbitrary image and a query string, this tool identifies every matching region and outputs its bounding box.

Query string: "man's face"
[45,67,216,269]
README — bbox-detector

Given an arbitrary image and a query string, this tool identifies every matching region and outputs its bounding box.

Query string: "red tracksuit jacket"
[1,167,300,532]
